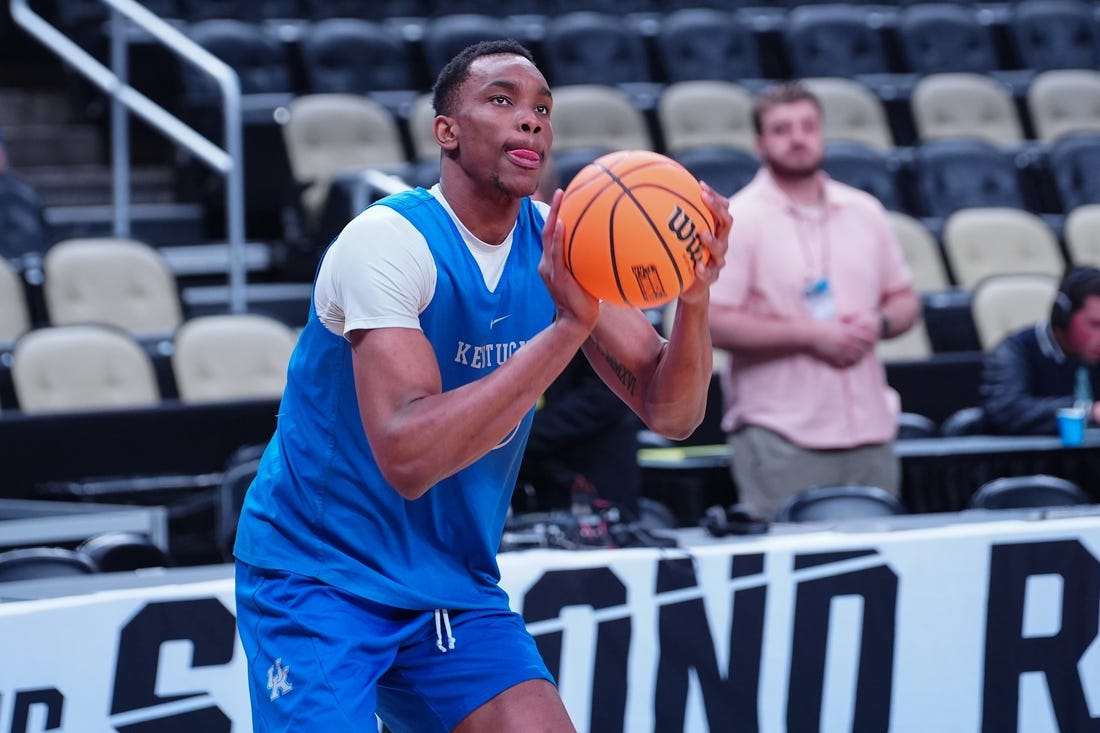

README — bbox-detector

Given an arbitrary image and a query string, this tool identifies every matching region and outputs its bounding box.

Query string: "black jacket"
[980,322,1100,435]
[518,352,642,514]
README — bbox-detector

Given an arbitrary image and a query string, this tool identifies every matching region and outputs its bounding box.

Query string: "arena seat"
[42,237,183,338]
[774,485,907,523]
[0,547,98,583]
[969,272,1059,350]
[540,12,653,87]
[895,3,1002,76]
[910,73,1024,147]
[172,313,297,404]
[1008,0,1100,73]
[11,324,161,414]
[969,474,1089,509]
[299,18,420,96]
[658,80,755,155]
[654,9,763,85]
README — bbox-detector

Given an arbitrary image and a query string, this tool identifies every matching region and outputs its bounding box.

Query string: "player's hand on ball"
[678,181,730,305]
[539,189,599,331]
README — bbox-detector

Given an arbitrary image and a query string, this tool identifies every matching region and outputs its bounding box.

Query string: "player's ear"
[435,116,458,151]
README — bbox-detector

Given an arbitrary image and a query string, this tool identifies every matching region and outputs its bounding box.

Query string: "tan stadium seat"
[1027,69,1100,143]
[1065,204,1100,266]
[911,73,1023,146]
[658,80,755,155]
[888,211,950,293]
[172,313,297,403]
[970,273,1059,350]
[550,84,653,152]
[408,92,438,163]
[803,77,893,153]
[942,208,1064,290]
[283,93,406,225]
[43,237,183,337]
[11,324,160,413]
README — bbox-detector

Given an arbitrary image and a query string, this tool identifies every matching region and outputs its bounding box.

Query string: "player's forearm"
[641,297,713,439]
[376,318,592,499]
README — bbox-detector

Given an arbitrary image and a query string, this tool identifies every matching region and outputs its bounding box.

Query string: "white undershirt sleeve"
[313,205,436,339]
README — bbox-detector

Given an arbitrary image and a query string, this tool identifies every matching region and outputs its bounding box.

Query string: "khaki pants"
[728,424,900,521]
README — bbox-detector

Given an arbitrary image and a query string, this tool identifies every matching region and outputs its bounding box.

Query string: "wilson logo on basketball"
[667,206,706,265]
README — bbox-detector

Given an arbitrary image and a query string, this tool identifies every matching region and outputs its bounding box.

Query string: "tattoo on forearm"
[594,340,637,396]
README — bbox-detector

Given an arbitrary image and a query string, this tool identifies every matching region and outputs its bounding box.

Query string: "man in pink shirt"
[708,81,921,520]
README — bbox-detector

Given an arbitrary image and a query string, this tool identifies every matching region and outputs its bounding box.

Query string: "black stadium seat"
[300,18,419,95]
[969,474,1089,509]
[913,138,1028,218]
[672,146,759,199]
[783,4,894,79]
[0,547,98,582]
[654,9,764,85]
[774,485,908,523]
[896,3,1002,75]
[822,140,906,212]
[540,12,653,87]
[1047,133,1100,213]
[1009,0,1100,73]
[419,14,522,81]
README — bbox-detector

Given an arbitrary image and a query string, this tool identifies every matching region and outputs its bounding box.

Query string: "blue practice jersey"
[235,189,555,610]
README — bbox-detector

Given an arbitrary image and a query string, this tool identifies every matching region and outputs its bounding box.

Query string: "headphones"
[702,504,770,537]
[1052,291,1073,330]
[1052,266,1100,330]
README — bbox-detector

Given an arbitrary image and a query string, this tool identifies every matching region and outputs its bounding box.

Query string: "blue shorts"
[235,561,555,733]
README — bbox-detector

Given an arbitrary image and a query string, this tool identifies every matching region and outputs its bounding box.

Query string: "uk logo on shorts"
[267,658,293,701]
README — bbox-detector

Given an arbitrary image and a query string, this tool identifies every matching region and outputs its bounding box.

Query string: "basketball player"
[234,40,731,732]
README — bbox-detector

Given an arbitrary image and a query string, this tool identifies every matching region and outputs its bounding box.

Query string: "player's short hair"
[431,40,536,118]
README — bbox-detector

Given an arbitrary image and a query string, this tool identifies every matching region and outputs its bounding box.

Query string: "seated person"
[981,266,1100,435]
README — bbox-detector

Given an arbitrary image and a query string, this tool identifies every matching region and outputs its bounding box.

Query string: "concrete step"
[6,124,104,168]
[21,164,177,207]
[0,88,73,127]
[44,201,206,247]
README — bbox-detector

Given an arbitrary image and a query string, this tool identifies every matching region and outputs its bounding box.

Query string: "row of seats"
[0,530,170,581]
[768,473,1090,523]
[247,79,1100,241]
[0,218,1056,370]
[50,4,1099,253]
[68,2,1100,95]
[159,7,1100,111]
[0,315,295,413]
[49,0,1078,28]
[0,237,297,412]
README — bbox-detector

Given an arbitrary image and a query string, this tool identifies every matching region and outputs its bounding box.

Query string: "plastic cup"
[1057,406,1087,446]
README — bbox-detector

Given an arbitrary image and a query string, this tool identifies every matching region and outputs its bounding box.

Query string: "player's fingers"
[699,181,733,238]
[696,230,727,283]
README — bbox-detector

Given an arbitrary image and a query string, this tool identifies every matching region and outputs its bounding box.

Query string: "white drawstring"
[434,609,456,653]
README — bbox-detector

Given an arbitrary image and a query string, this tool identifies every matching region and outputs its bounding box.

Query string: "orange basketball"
[558,150,714,308]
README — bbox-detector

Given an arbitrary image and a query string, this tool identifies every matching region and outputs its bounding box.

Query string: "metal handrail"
[9,0,248,312]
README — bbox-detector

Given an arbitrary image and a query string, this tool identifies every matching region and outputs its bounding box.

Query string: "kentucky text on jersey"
[454,339,528,369]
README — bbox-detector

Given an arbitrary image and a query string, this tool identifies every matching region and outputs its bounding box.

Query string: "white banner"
[2,515,1100,732]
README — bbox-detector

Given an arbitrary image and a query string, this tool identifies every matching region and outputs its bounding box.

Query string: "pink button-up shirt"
[711,168,912,449]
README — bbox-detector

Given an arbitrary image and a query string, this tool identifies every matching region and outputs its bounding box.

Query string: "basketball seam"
[599,165,688,299]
